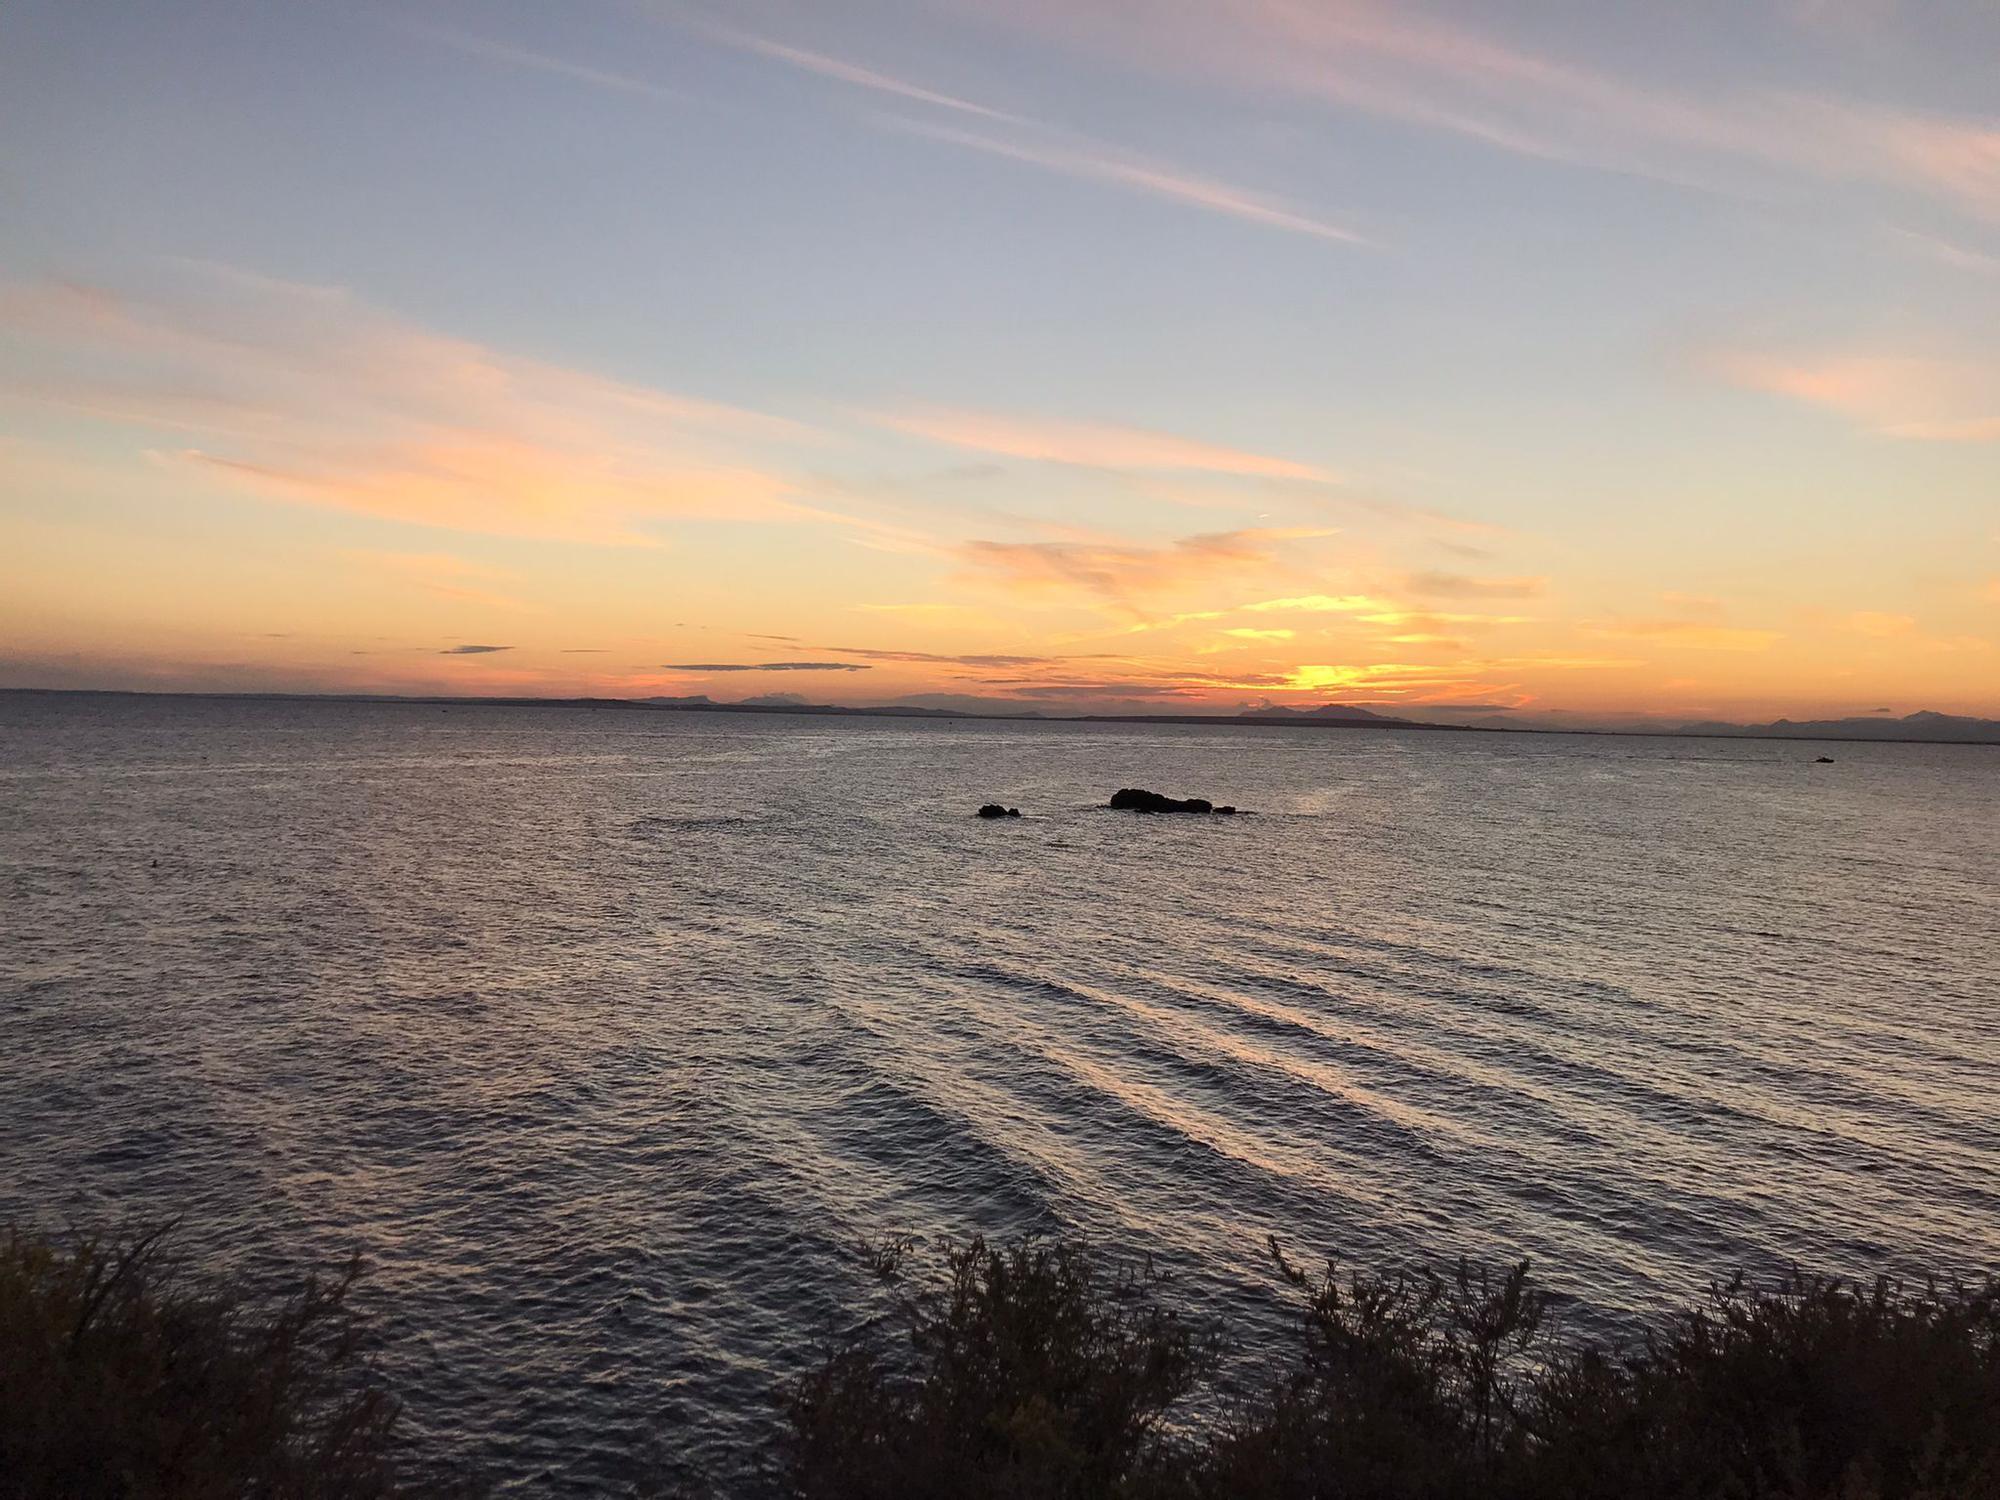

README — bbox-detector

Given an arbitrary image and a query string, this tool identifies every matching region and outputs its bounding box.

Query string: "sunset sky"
[3,0,1996,723]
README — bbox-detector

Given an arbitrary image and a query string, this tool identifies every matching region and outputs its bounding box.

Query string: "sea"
[2,692,1996,1491]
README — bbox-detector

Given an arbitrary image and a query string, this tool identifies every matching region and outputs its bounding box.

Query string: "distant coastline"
[5,686,1997,747]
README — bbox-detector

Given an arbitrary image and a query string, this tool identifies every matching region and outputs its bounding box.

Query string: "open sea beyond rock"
[2,693,1996,1491]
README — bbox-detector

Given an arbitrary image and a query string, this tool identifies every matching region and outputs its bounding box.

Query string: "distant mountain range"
[634,695,1448,730]
[1239,703,1406,724]
[632,696,2000,742]
[8,689,1996,744]
[1675,710,2000,744]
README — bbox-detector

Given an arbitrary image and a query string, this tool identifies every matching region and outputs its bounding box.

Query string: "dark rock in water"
[976,804,1021,818]
[1815,756,1835,764]
[1109,787,1237,815]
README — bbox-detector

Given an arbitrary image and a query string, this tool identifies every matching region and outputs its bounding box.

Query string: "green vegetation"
[4,1223,1996,1498]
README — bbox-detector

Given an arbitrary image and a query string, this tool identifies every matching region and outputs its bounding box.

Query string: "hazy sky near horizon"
[3,0,1997,721]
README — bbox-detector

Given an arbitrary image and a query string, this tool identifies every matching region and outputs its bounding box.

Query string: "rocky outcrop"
[976,804,1022,818]
[1108,788,1238,815]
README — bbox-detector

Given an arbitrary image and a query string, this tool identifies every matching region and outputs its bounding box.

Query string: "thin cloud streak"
[880,407,1336,481]
[688,20,1029,125]
[827,648,1063,667]
[655,10,1367,245]
[975,0,2000,227]
[887,118,1371,245]
[662,661,873,672]
[396,18,684,102]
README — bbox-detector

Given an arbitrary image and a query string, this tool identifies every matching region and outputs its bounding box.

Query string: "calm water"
[3,693,1997,1490]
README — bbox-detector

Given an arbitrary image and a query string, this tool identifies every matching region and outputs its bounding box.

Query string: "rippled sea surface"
[3,693,1996,1490]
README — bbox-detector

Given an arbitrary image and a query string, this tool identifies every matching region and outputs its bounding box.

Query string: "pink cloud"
[0,268,839,543]
[1712,350,2000,441]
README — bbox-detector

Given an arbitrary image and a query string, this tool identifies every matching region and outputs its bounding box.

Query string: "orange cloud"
[1358,610,1533,627]
[1589,619,1782,651]
[1404,571,1547,599]
[1847,611,1917,637]
[1280,661,1518,700]
[1241,593,1388,613]
[879,407,1336,480]
[957,527,1333,613]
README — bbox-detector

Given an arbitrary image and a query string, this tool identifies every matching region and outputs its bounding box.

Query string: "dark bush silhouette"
[6,1220,1995,1498]
[784,1235,1212,1499]
[1521,1268,2000,1499]
[785,1236,2000,1500]
[0,1223,417,1499]
[1188,1243,1552,1500]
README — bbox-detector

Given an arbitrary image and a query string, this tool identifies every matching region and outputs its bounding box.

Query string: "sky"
[2,0,1996,725]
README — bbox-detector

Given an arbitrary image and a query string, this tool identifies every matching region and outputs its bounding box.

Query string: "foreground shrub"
[1190,1244,1552,1500]
[787,1237,2000,1500]
[1526,1270,2000,1499]
[783,1235,1212,1499]
[6,1219,1994,1498]
[0,1223,409,1499]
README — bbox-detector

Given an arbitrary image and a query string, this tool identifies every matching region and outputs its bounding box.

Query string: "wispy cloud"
[880,407,1335,480]
[1241,593,1389,613]
[1712,349,2000,441]
[958,526,1333,615]
[663,12,1366,244]
[662,661,872,672]
[1886,227,2000,276]
[396,17,683,102]
[0,268,843,543]
[886,118,1370,244]
[1404,571,1547,599]
[978,0,2000,227]
[826,647,1063,667]
[688,20,1026,124]
[442,644,513,655]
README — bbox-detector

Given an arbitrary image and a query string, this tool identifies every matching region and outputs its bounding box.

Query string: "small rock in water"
[975,804,1022,819]
[1108,787,1238,815]
[1815,756,1835,763]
